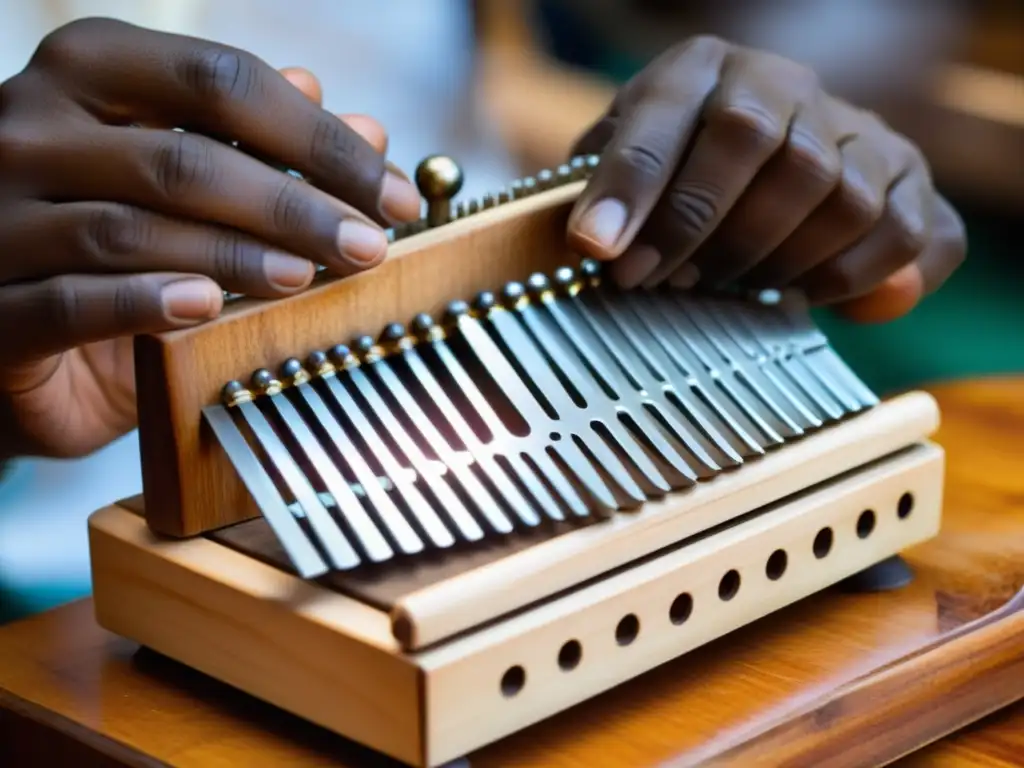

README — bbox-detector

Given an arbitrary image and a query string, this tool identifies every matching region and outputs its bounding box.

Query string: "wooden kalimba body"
[87,155,944,768]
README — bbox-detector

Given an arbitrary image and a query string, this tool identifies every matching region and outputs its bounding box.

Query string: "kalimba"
[87,155,944,768]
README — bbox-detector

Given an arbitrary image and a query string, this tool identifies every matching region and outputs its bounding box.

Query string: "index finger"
[31,18,420,225]
[566,37,728,260]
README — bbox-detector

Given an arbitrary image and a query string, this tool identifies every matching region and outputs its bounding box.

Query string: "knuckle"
[785,133,842,188]
[111,277,143,328]
[45,275,81,337]
[664,181,721,239]
[31,17,120,72]
[308,116,357,170]
[887,205,930,256]
[178,47,259,105]
[837,171,885,228]
[267,177,314,234]
[151,133,217,198]
[614,139,672,183]
[81,205,149,265]
[686,34,729,57]
[0,124,27,172]
[208,233,258,284]
[707,101,786,153]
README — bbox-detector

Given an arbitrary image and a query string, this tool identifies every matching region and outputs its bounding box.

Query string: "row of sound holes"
[500,492,915,698]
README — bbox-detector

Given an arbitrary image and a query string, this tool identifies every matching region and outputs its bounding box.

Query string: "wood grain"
[2,377,1024,766]
[136,182,582,539]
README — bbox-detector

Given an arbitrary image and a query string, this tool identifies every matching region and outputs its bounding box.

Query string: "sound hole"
[669,592,693,625]
[558,639,582,670]
[500,665,526,697]
[718,569,741,601]
[616,614,640,645]
[813,527,833,558]
[765,549,788,581]
[857,509,877,539]
[898,492,914,519]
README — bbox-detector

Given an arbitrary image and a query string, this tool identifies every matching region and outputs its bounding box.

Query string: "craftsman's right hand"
[0,18,420,459]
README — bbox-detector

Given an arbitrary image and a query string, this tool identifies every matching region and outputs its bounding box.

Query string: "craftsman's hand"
[0,18,419,459]
[567,36,966,323]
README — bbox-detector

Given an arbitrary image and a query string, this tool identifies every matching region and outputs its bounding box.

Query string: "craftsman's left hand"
[566,36,966,323]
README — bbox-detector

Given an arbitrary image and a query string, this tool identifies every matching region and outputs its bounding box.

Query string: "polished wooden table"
[2,378,1023,767]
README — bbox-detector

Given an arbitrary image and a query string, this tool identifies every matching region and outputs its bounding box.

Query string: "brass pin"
[251,369,283,396]
[328,344,361,371]
[306,350,337,378]
[379,322,415,354]
[412,312,447,342]
[221,380,253,407]
[552,265,584,297]
[536,169,554,190]
[414,155,464,227]
[280,359,310,387]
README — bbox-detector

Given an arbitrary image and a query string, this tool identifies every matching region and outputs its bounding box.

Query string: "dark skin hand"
[565,36,967,323]
[0,18,419,460]
[0,27,967,463]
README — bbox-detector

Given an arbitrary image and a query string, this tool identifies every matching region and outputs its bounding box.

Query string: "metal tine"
[379,321,524,531]
[500,280,674,496]
[637,291,786,448]
[521,274,697,489]
[727,300,848,421]
[660,291,812,435]
[410,314,570,525]
[203,399,328,578]
[610,287,769,456]
[324,345,458,551]
[550,266,724,477]
[734,300,859,414]
[243,373,361,570]
[469,291,648,508]
[445,300,615,515]
[686,293,824,430]
[273,362,394,563]
[351,333,487,542]
[574,265,746,467]
[698,295,835,424]
[294,352,424,555]
[771,295,879,408]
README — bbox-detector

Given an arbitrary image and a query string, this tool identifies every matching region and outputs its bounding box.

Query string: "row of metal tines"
[206,259,879,575]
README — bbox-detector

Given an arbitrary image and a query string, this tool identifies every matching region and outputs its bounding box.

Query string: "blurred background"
[1,0,1021,624]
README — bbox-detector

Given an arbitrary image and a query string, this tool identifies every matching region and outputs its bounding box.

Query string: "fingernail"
[610,246,660,289]
[161,279,220,322]
[264,253,314,290]
[575,199,628,252]
[380,171,421,222]
[337,219,388,265]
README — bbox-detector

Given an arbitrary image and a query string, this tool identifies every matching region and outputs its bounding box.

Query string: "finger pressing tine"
[31,19,419,225]
[25,125,389,277]
[639,53,805,288]
[566,36,729,261]
[0,273,222,365]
